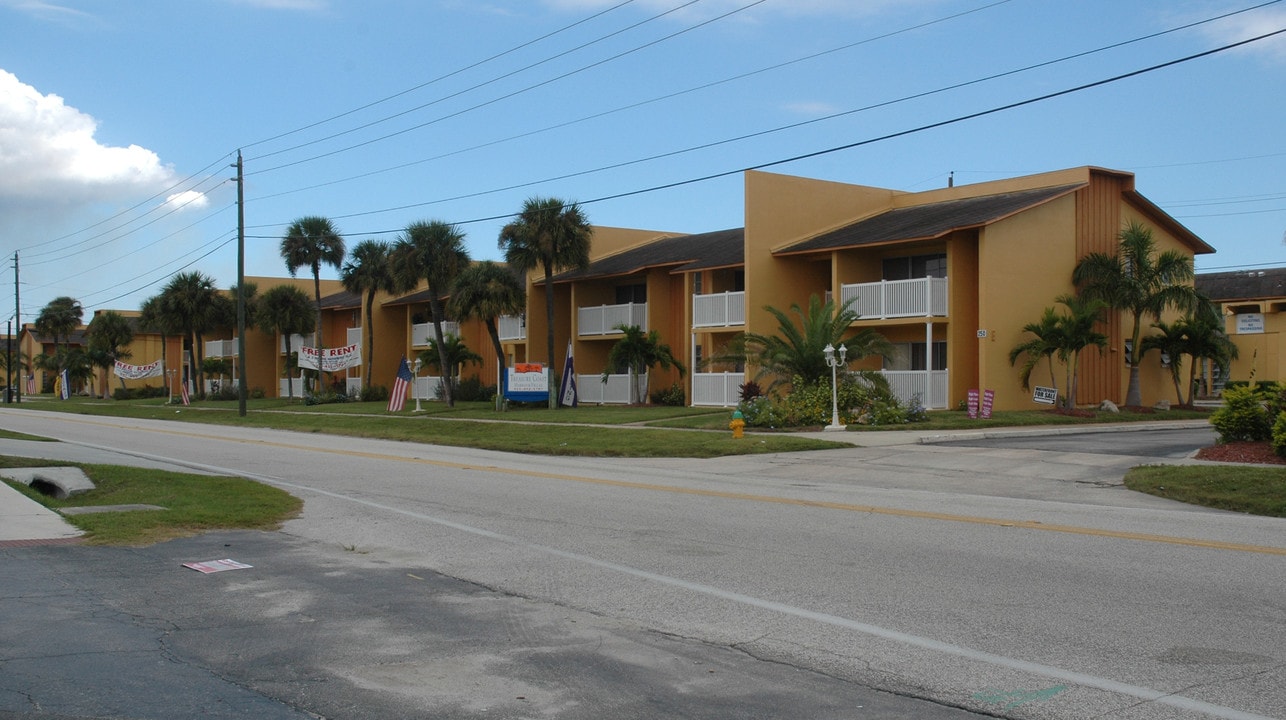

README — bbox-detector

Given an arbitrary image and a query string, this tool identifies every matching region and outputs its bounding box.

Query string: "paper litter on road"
[182,559,253,574]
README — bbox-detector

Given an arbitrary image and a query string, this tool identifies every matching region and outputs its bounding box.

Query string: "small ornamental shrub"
[1211,385,1271,443]
[739,381,763,403]
[1273,412,1286,458]
[650,382,685,407]
[737,395,787,428]
[454,376,496,402]
[360,384,389,402]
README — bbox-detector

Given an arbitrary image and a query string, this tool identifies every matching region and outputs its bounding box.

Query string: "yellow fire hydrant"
[730,409,745,439]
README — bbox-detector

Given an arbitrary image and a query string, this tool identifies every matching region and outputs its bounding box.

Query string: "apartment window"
[733,270,746,291]
[882,253,946,281]
[616,284,646,304]
[693,274,703,294]
[884,342,947,371]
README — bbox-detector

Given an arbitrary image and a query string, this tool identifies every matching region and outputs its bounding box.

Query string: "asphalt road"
[933,426,1220,458]
[1,410,1282,720]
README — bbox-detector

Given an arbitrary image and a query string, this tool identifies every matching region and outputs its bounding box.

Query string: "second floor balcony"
[839,277,948,320]
[578,302,646,336]
[692,291,745,328]
[204,339,238,358]
[498,315,526,341]
[411,321,460,347]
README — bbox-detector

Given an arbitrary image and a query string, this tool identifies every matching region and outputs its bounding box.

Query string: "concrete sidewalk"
[0,438,220,545]
[0,420,1213,544]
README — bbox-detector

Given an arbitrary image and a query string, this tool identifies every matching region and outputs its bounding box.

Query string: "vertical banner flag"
[59,369,69,400]
[26,374,35,395]
[388,356,412,412]
[559,339,577,408]
[180,376,190,406]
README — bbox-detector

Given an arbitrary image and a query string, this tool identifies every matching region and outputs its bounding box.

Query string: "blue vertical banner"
[59,369,69,400]
[558,339,578,408]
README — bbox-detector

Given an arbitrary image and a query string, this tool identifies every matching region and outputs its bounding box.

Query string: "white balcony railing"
[839,277,948,320]
[498,315,527,341]
[691,372,744,407]
[278,375,308,398]
[204,339,237,358]
[411,321,460,347]
[692,291,745,328]
[879,370,948,409]
[280,333,315,354]
[578,302,646,336]
[413,375,444,401]
[346,327,362,347]
[576,372,643,404]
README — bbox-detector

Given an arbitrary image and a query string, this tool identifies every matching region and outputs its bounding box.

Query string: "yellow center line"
[42,414,1286,557]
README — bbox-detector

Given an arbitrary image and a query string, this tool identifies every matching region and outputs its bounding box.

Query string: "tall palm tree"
[1073,221,1201,407]
[1047,294,1110,411]
[158,272,223,397]
[602,324,686,404]
[449,261,525,409]
[86,310,134,398]
[498,197,592,408]
[1009,306,1064,394]
[718,294,892,392]
[1140,320,1190,406]
[34,296,83,374]
[256,284,316,400]
[392,220,470,407]
[340,239,399,390]
[281,216,346,393]
[1180,312,1238,405]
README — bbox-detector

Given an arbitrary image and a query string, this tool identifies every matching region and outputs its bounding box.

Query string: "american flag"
[26,374,34,394]
[180,378,190,406]
[388,356,412,412]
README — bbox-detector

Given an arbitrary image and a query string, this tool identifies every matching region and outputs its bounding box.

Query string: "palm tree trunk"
[285,336,295,401]
[313,271,324,396]
[1125,365,1143,407]
[543,266,556,409]
[485,320,505,412]
[364,289,376,390]
[428,294,454,407]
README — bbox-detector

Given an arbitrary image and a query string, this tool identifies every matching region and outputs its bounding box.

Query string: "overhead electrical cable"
[247,0,769,176]
[251,0,706,162]
[240,24,1285,236]
[80,233,237,309]
[242,0,639,151]
[254,0,1018,202]
[249,0,1276,206]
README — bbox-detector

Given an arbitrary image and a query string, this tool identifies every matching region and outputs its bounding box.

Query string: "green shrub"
[454,376,496,402]
[360,384,389,402]
[650,382,685,406]
[1211,385,1271,442]
[1274,412,1286,458]
[737,395,787,428]
[250,386,266,399]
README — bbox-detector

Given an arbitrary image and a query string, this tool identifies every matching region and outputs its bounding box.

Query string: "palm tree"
[340,239,400,390]
[281,216,346,393]
[34,296,83,374]
[602,324,686,404]
[448,261,525,409]
[1180,312,1238,405]
[498,197,592,408]
[1073,221,1201,407]
[86,310,134,398]
[138,294,183,391]
[256,284,316,400]
[392,220,470,407]
[1047,294,1110,411]
[1140,320,1190,406]
[158,272,223,397]
[718,294,892,392]
[1009,306,1064,394]
[417,334,482,399]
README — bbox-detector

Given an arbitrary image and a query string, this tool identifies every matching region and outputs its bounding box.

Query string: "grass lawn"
[1125,465,1286,518]
[0,455,301,545]
[10,397,846,458]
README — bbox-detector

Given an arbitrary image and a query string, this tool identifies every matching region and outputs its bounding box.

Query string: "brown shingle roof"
[774,184,1085,255]
[1197,268,1286,301]
[320,289,361,310]
[549,228,744,284]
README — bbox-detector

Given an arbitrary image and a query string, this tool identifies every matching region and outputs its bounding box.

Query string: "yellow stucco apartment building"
[57,165,1218,412]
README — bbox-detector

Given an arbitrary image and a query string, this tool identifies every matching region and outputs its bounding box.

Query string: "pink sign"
[967,389,979,419]
[981,389,995,419]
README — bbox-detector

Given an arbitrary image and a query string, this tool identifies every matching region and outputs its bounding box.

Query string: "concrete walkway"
[0,420,1213,544]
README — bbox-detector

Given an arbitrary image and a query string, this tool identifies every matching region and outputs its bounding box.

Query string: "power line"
[241,0,640,151]
[247,0,769,176]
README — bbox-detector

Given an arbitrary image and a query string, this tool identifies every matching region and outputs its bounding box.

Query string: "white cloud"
[163,190,210,212]
[0,0,91,21]
[0,68,178,206]
[1196,6,1286,62]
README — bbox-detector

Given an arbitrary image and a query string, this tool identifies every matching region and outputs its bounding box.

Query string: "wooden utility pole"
[234,151,247,417]
[12,252,19,404]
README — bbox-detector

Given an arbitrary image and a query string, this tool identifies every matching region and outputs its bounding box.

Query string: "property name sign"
[505,363,550,402]
[1236,313,1264,334]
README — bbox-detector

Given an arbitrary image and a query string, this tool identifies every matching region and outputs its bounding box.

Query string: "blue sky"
[1,0,1284,324]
